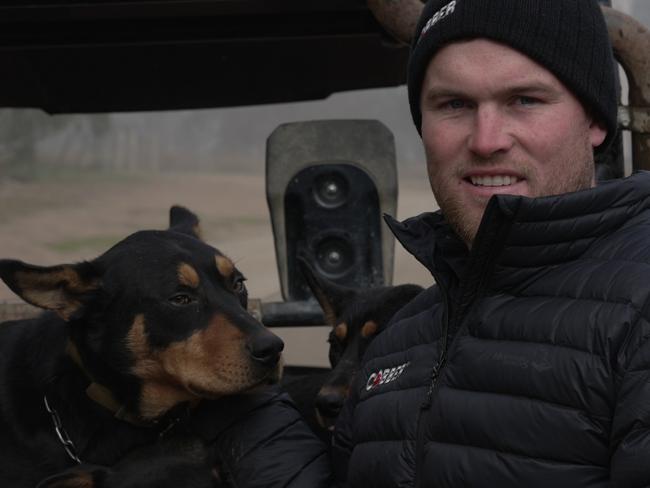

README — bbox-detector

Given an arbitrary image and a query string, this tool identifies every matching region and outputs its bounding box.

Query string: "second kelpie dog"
[0,206,284,487]
[297,259,423,431]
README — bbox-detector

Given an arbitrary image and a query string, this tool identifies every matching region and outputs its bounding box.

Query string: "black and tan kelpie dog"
[0,206,284,487]
[296,259,423,433]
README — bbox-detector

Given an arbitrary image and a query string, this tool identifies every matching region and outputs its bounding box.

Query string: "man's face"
[420,39,607,246]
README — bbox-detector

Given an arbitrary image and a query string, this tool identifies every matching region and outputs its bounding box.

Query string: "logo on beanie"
[420,0,457,38]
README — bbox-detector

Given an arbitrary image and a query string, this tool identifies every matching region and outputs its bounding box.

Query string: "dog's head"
[0,206,284,421]
[299,257,422,431]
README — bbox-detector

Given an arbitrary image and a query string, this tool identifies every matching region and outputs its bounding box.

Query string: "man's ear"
[589,118,608,149]
[297,256,357,327]
[168,205,203,240]
[0,260,101,321]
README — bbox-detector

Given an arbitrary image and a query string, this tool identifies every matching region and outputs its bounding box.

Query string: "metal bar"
[259,300,325,328]
[0,301,40,322]
[366,0,423,45]
[602,6,650,171]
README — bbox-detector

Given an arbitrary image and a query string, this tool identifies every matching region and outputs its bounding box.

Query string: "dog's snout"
[315,389,345,419]
[246,332,284,366]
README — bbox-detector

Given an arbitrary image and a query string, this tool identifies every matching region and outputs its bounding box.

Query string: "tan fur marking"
[156,314,245,391]
[361,320,378,339]
[126,315,195,418]
[17,267,98,294]
[215,255,235,279]
[178,262,200,288]
[48,471,94,488]
[15,267,99,319]
[334,323,348,341]
[127,313,272,419]
[126,314,151,363]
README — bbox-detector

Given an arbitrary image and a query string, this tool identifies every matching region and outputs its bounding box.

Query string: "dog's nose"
[246,332,284,366]
[315,389,345,419]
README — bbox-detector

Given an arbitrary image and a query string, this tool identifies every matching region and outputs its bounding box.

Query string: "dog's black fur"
[0,206,284,487]
[36,435,217,488]
[294,259,423,432]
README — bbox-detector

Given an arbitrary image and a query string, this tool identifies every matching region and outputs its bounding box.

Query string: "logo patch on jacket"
[365,362,409,391]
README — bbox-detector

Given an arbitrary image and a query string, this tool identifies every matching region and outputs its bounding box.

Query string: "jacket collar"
[386,172,650,275]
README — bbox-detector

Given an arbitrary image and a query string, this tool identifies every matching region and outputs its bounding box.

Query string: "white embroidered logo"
[420,0,457,38]
[365,362,410,391]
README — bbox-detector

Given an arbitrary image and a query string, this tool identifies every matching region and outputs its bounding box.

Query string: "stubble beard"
[429,140,596,248]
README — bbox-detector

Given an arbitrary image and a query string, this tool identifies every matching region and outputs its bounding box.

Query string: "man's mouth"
[468,175,521,187]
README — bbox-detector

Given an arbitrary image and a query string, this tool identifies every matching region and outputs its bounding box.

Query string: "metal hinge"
[618,105,650,134]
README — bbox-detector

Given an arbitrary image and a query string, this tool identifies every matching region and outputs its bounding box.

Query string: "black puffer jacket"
[333,172,650,487]
[192,386,332,487]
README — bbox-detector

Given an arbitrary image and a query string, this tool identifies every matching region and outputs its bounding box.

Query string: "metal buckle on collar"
[44,395,82,464]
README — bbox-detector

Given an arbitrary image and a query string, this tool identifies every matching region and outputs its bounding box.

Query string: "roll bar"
[603,7,650,171]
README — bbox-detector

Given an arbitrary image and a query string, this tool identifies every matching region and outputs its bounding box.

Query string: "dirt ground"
[0,169,436,366]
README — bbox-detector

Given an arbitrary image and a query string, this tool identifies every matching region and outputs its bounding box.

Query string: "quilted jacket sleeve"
[330,376,360,486]
[610,319,650,487]
[330,286,435,486]
[192,386,332,488]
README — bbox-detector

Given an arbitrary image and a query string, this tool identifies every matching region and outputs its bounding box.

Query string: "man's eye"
[169,294,194,306]
[446,99,466,109]
[517,96,539,106]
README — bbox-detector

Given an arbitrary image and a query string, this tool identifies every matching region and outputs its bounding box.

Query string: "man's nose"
[467,106,514,158]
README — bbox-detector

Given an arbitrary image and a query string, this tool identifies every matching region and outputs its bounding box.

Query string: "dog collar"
[65,340,153,427]
[65,340,195,431]
[85,381,153,427]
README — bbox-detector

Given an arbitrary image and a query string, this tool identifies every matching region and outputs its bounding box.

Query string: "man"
[332,0,650,486]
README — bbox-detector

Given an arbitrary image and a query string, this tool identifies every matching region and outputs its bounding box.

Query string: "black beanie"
[408,0,618,153]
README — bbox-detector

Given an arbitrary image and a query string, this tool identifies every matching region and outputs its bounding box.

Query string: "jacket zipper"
[413,267,489,488]
[411,198,513,488]
[414,270,450,488]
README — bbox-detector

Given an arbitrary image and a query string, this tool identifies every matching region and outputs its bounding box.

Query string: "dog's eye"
[233,277,246,294]
[169,294,195,306]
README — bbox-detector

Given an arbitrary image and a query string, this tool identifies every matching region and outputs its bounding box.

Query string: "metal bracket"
[618,106,650,134]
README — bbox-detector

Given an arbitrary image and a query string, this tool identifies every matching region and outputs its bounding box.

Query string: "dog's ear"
[169,205,203,240]
[297,255,357,327]
[0,260,101,321]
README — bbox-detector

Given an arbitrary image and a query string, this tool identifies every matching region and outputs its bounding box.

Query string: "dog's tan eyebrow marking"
[178,262,200,288]
[334,322,348,341]
[361,320,378,339]
[215,255,235,279]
